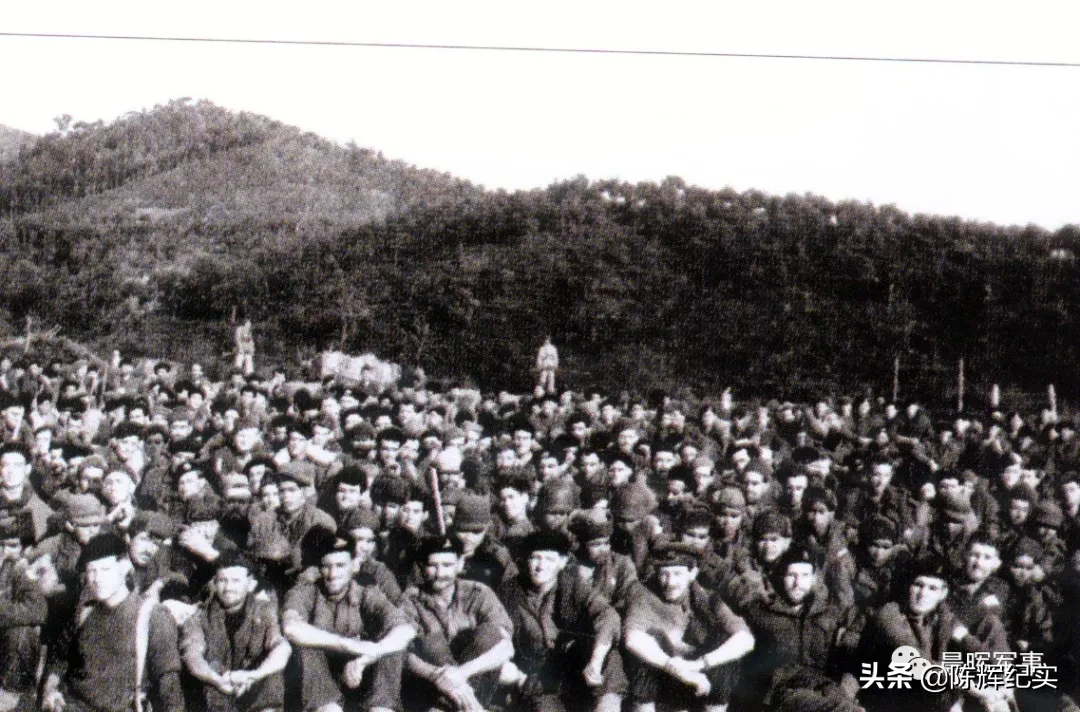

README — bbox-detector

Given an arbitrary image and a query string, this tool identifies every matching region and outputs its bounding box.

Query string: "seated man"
[181,550,291,712]
[41,533,184,712]
[0,512,47,709]
[855,557,999,712]
[282,526,417,712]
[499,530,625,712]
[738,546,860,712]
[623,542,755,712]
[400,536,515,712]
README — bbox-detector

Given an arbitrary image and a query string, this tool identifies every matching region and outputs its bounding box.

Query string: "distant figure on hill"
[536,336,559,395]
[235,319,255,376]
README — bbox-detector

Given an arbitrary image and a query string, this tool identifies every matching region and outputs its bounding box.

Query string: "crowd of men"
[0,349,1079,712]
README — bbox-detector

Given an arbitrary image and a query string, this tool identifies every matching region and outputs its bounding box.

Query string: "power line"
[1,31,1078,68]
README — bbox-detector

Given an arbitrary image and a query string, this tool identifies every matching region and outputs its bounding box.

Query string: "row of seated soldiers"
[0,361,1078,711]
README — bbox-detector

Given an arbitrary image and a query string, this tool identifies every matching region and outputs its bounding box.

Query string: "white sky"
[4,1,1080,228]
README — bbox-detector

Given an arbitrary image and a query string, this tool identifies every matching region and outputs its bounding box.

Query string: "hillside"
[0,124,35,162]
[0,99,1078,400]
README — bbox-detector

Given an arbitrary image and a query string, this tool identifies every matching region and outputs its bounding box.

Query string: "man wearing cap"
[0,512,48,708]
[848,516,910,610]
[611,484,663,572]
[0,443,53,544]
[726,511,792,612]
[338,509,402,604]
[173,481,238,598]
[271,461,335,580]
[499,530,624,712]
[31,493,106,595]
[181,550,291,712]
[571,514,640,614]
[400,536,515,712]
[452,494,517,592]
[126,510,181,596]
[704,486,751,588]
[623,541,755,712]
[536,483,579,536]
[737,545,860,712]
[41,533,184,712]
[794,486,855,607]
[911,489,980,578]
[283,526,417,712]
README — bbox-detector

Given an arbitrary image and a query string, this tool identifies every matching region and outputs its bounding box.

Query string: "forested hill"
[0,99,1078,402]
[0,125,35,162]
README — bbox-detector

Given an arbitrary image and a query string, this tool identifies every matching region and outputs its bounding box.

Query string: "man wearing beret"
[0,512,47,708]
[182,550,291,712]
[400,536,515,712]
[855,558,998,712]
[623,541,755,712]
[41,533,184,712]
[737,545,860,712]
[499,530,624,712]
[283,526,416,712]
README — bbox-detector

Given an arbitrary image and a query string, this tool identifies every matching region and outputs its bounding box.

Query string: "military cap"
[339,507,381,534]
[413,535,465,565]
[76,533,128,571]
[570,513,614,542]
[278,460,316,488]
[1033,501,1063,529]
[802,486,837,512]
[520,530,572,556]
[752,510,792,539]
[651,542,701,569]
[67,494,106,526]
[301,525,352,567]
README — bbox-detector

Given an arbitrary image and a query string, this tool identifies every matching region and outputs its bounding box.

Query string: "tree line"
[0,100,1078,403]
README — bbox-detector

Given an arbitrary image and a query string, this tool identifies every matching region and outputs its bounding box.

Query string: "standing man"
[536,338,559,396]
[282,526,417,712]
[181,550,292,712]
[400,536,515,712]
[41,533,184,712]
[235,319,255,376]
